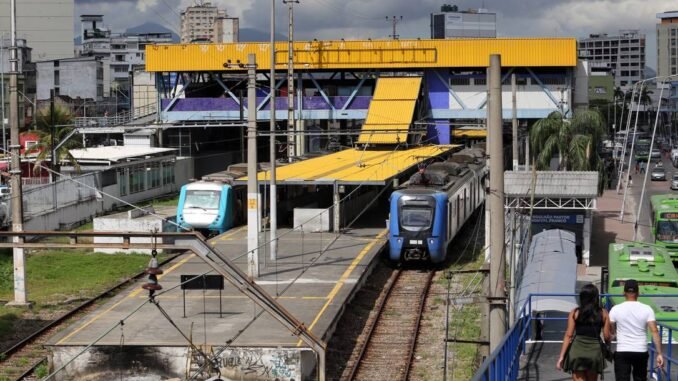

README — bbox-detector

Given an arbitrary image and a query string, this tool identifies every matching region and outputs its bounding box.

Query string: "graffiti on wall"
[218,347,299,380]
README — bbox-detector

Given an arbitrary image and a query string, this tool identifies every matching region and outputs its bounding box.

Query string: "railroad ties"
[346,269,434,381]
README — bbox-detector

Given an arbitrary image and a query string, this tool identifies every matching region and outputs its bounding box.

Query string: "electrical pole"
[1,34,6,154]
[488,54,506,351]
[283,0,299,162]
[386,16,403,40]
[50,89,57,210]
[511,73,518,170]
[7,0,28,306]
[270,0,278,261]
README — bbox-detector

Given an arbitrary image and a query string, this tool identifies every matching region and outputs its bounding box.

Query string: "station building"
[142,38,578,162]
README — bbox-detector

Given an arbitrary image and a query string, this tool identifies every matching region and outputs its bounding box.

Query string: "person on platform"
[557,284,611,381]
[609,279,664,381]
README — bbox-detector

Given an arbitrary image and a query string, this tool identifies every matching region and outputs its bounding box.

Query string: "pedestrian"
[628,175,633,188]
[609,279,664,381]
[635,162,639,174]
[640,161,646,174]
[557,284,611,381]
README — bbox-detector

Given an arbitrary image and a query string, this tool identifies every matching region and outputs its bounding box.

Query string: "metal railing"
[73,103,157,127]
[473,293,678,381]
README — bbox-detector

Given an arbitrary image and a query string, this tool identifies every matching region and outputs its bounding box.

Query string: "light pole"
[1,33,6,154]
[269,0,278,261]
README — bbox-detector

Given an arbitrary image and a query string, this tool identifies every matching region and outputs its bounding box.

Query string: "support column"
[583,212,592,266]
[488,54,506,351]
[427,119,450,144]
[511,73,518,170]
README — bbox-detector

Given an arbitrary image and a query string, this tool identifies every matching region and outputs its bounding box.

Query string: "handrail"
[472,292,678,381]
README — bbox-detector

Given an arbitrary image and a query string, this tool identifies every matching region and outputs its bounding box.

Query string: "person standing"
[609,279,664,381]
[557,284,611,381]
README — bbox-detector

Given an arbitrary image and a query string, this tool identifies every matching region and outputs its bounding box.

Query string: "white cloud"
[136,0,160,12]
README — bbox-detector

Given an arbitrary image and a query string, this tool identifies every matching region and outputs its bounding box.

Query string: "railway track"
[345,268,434,381]
[0,253,182,381]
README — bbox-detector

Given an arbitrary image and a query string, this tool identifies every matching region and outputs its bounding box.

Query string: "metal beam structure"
[0,230,327,379]
[505,197,596,210]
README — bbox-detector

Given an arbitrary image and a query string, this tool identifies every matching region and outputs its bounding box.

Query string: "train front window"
[401,207,432,228]
[656,220,678,242]
[185,190,221,210]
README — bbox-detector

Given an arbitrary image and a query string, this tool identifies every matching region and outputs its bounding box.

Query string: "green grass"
[0,249,160,339]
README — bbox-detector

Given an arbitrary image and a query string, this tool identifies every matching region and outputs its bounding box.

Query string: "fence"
[73,103,157,128]
[472,293,678,381]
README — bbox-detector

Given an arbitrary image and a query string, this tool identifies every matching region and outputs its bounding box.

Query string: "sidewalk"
[590,184,650,267]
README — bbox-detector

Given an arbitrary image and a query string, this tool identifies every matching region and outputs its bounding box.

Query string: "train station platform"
[47,226,388,380]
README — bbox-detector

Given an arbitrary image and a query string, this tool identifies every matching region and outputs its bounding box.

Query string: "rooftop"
[504,171,599,198]
[68,146,176,163]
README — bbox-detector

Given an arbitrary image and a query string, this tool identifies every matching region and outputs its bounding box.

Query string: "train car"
[607,243,678,323]
[388,147,487,263]
[176,181,235,236]
[650,194,678,264]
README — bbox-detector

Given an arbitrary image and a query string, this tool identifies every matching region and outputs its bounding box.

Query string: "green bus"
[607,243,678,327]
[650,194,678,263]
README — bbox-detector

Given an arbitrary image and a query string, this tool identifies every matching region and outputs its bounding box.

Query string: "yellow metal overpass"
[146,38,577,72]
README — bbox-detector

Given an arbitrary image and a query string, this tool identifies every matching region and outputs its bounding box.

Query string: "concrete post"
[269,0,278,261]
[488,54,506,351]
[583,213,591,266]
[512,73,518,170]
[7,0,28,306]
[246,54,259,278]
[525,136,530,172]
[484,67,491,261]
[333,182,340,233]
[285,0,297,162]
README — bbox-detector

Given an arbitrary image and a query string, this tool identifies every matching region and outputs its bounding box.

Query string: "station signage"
[531,214,584,224]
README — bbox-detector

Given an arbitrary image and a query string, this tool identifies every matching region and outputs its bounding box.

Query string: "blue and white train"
[388,147,487,263]
[176,181,236,236]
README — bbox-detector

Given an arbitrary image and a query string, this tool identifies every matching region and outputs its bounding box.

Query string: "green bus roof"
[608,243,678,322]
[651,194,678,214]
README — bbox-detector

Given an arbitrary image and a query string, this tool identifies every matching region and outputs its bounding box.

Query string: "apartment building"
[578,30,646,89]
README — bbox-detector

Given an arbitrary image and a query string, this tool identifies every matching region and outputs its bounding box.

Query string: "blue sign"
[531,214,584,224]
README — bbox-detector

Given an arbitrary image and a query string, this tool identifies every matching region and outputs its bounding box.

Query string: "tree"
[27,106,81,175]
[530,109,606,172]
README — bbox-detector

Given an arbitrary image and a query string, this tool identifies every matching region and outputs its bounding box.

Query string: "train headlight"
[429,239,435,244]
[397,238,402,243]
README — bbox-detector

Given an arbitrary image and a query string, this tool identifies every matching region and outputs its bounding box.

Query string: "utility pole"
[269,0,278,261]
[511,73,518,170]
[50,89,57,210]
[283,0,299,162]
[386,16,403,40]
[1,34,6,154]
[247,54,259,278]
[484,66,491,261]
[488,54,506,351]
[7,0,28,306]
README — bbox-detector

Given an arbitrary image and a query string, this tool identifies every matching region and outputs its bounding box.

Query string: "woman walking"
[556,284,612,381]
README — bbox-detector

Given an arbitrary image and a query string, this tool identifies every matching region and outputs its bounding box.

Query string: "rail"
[73,103,157,127]
[472,293,678,381]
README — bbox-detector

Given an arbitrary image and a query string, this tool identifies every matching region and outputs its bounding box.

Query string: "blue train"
[388,147,487,263]
[176,181,236,236]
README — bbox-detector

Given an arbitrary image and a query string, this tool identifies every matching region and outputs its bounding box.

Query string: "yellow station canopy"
[237,145,458,185]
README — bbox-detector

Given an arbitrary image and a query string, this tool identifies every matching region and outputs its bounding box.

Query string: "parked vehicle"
[671,175,678,190]
[652,167,667,181]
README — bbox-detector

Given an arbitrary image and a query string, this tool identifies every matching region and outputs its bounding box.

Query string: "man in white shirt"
[609,279,664,381]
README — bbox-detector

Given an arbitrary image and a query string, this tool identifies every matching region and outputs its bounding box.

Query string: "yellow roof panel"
[373,77,422,100]
[239,145,458,184]
[358,77,421,144]
[146,38,577,72]
[452,129,487,138]
[364,100,417,125]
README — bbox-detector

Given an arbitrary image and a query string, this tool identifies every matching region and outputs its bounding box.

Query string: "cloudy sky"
[76,0,668,69]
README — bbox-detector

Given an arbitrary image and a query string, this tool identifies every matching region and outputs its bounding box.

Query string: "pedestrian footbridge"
[472,294,678,381]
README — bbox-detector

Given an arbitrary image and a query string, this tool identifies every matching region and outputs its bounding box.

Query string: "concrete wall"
[294,208,332,232]
[93,207,175,254]
[36,59,100,101]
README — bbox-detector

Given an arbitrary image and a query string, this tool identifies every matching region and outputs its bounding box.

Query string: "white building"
[578,30,646,90]
[0,0,74,61]
[180,2,239,43]
[430,8,496,39]
[35,56,104,101]
[79,15,173,96]
[657,11,678,77]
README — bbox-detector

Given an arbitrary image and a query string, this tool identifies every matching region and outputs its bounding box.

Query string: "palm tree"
[26,106,81,175]
[639,87,653,125]
[529,109,606,171]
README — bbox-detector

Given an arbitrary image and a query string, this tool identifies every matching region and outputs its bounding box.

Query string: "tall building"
[35,56,104,101]
[657,11,678,77]
[0,0,74,60]
[180,2,239,43]
[577,30,646,90]
[79,15,173,98]
[430,7,496,39]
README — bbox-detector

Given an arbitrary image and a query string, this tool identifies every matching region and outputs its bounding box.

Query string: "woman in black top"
[556,284,612,380]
